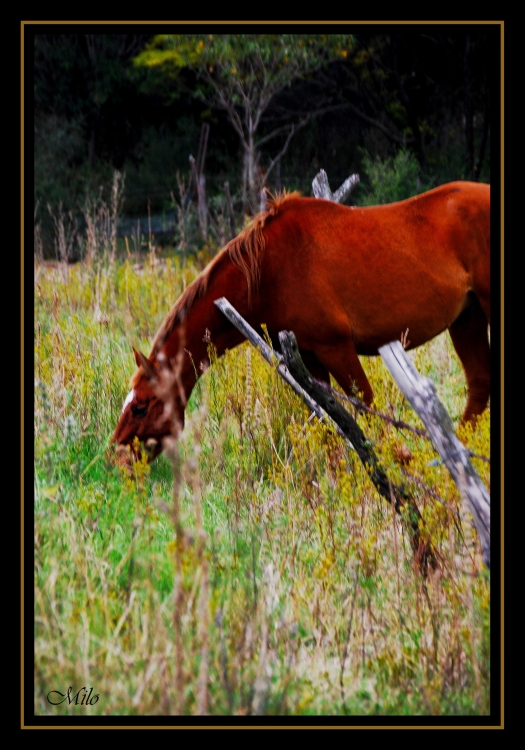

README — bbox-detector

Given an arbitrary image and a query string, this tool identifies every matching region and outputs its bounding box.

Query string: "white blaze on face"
[122,389,135,414]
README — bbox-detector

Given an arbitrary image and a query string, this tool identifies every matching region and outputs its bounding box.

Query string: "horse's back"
[270,180,489,233]
[266,181,489,276]
[258,181,490,350]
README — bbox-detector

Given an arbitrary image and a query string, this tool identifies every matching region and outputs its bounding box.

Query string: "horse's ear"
[132,346,155,380]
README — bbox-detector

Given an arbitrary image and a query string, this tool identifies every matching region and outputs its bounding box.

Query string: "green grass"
[33,249,491,718]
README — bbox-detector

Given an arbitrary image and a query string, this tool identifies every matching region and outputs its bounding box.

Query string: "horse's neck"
[157,320,209,400]
[159,261,250,399]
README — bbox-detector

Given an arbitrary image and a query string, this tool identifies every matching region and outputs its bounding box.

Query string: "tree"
[34,33,156,255]
[35,34,153,168]
[327,31,493,182]
[134,34,354,214]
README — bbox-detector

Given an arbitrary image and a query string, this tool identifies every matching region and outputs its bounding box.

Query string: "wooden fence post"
[312,169,360,202]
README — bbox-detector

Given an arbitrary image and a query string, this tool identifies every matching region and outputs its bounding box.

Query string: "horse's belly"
[263,251,470,352]
[340,275,469,353]
[351,296,466,353]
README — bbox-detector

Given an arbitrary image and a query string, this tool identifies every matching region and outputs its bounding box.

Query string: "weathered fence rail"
[214,297,330,428]
[379,341,490,567]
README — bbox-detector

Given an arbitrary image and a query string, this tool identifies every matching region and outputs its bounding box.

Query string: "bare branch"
[264,122,307,183]
[345,101,415,145]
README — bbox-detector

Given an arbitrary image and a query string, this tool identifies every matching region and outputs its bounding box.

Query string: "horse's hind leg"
[448,295,491,424]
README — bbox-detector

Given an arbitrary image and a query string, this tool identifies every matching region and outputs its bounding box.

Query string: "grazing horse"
[112,181,490,464]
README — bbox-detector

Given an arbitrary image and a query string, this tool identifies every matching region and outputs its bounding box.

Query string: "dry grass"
[33,226,492,718]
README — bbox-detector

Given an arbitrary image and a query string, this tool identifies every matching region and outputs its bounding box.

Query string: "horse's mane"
[149,190,300,357]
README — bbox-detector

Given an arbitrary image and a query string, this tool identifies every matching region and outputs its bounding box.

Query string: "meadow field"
[33,228,492,718]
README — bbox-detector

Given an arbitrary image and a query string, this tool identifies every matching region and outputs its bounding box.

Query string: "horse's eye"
[132,405,148,417]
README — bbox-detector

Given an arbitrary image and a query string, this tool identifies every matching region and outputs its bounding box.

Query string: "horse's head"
[111,347,185,467]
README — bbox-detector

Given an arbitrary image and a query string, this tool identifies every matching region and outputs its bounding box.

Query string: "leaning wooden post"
[215,297,436,573]
[214,297,332,429]
[278,330,435,572]
[312,169,490,569]
[379,341,490,568]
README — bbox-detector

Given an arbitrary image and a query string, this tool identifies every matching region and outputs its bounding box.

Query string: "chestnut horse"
[112,181,490,464]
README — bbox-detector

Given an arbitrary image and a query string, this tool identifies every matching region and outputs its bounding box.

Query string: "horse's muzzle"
[113,438,163,469]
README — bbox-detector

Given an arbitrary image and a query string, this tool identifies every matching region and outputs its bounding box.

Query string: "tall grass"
[33,209,491,718]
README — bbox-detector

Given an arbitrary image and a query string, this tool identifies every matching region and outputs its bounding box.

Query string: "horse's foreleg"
[298,350,331,386]
[312,340,374,406]
[449,296,491,424]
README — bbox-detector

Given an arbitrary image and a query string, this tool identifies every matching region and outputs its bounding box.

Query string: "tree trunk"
[463,35,475,180]
[242,130,263,216]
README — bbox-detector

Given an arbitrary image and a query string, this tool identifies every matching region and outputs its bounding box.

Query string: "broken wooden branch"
[312,169,360,203]
[379,341,490,568]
